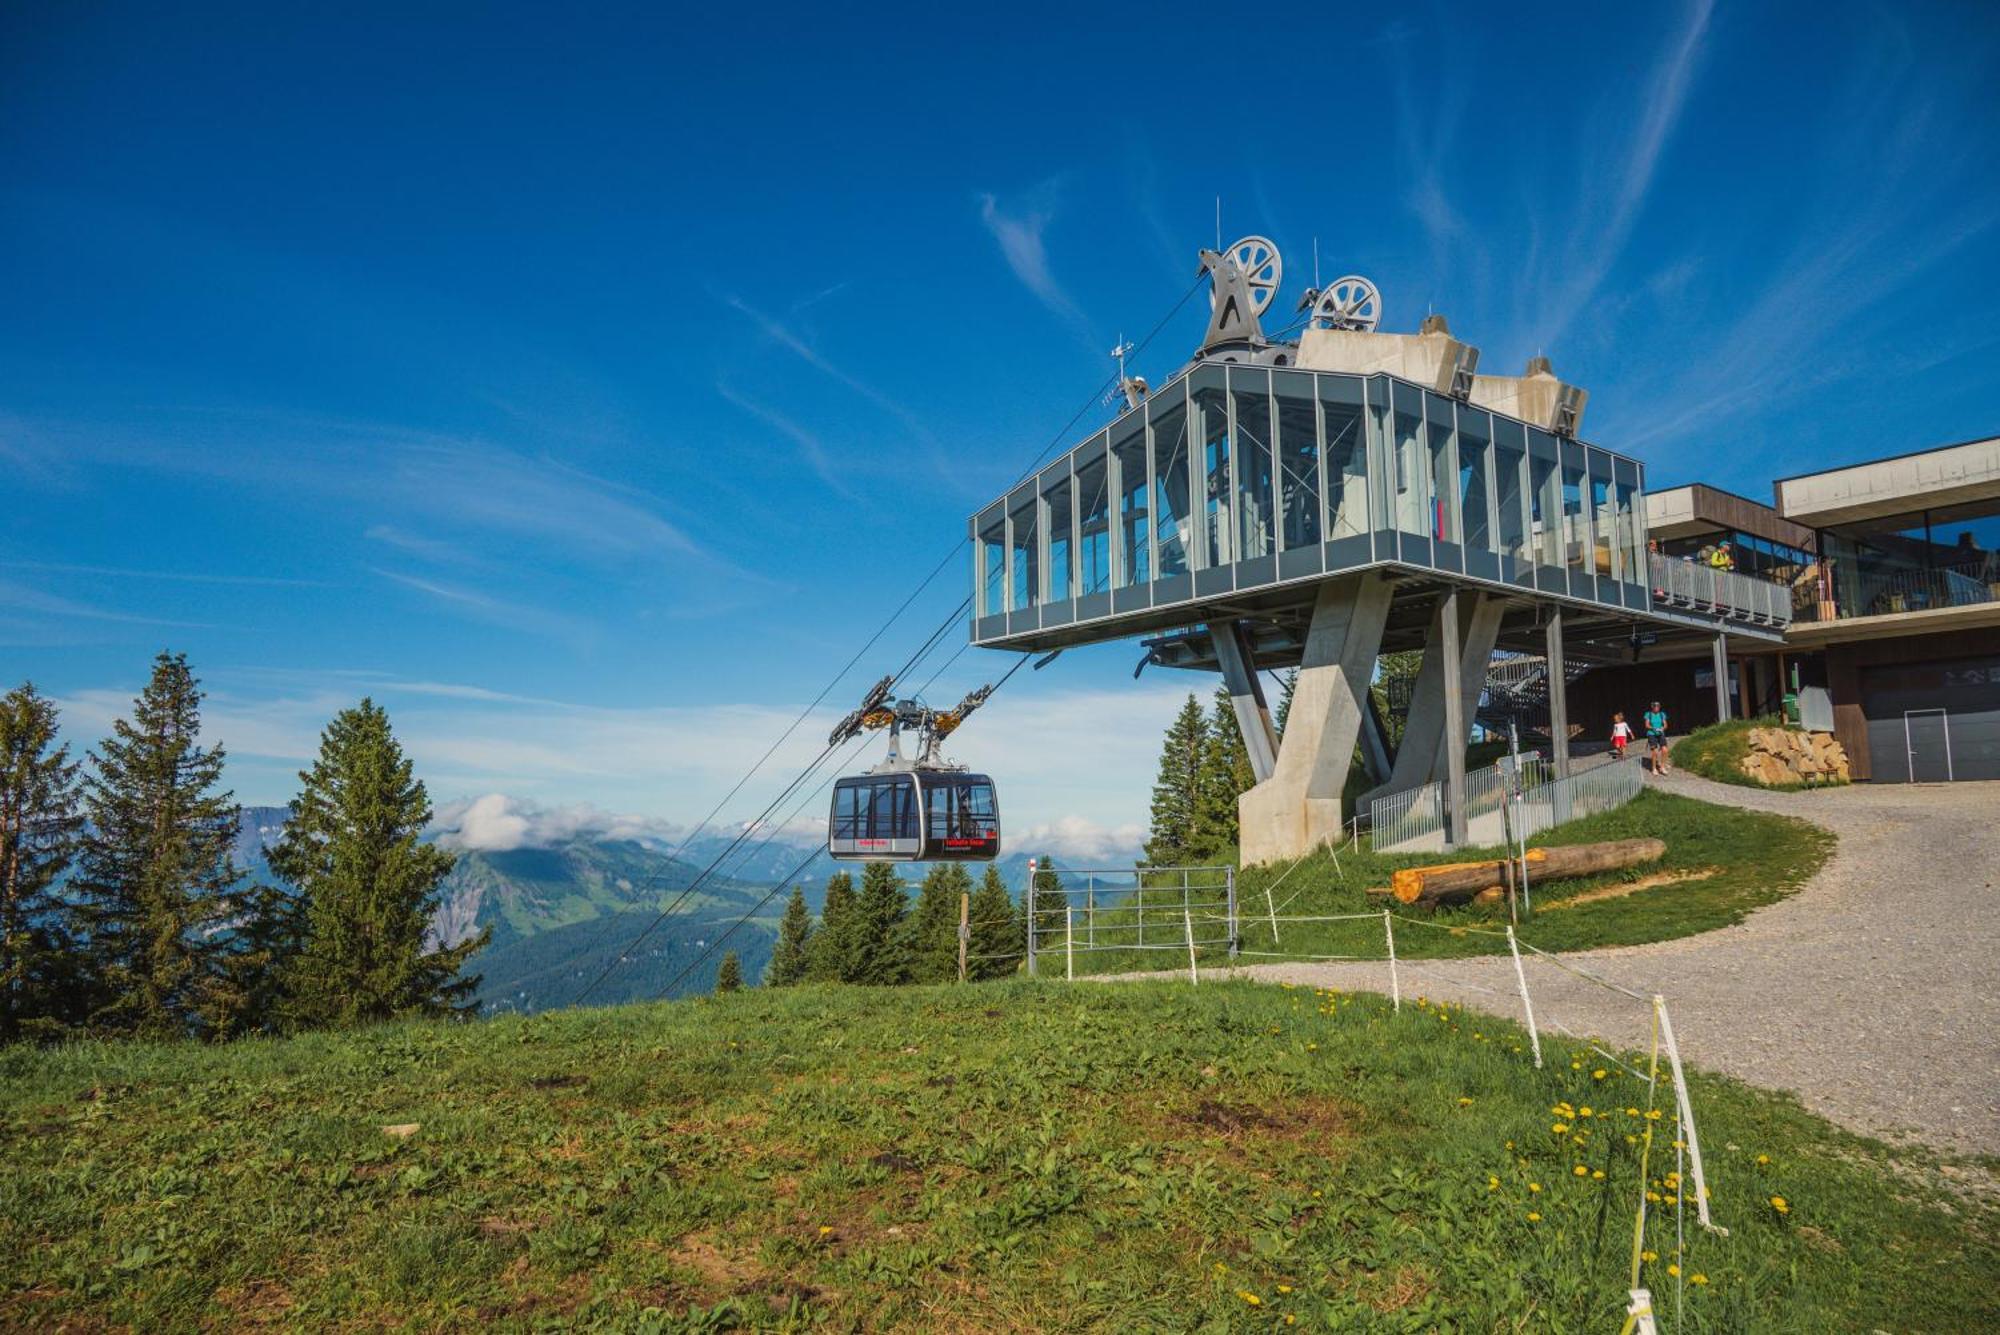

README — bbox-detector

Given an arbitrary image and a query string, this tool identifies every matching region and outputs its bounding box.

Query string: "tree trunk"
[1388,838,1667,909]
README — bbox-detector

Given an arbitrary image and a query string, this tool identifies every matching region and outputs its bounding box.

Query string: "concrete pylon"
[1213,620,1278,783]
[1239,573,1393,866]
[1364,590,1505,803]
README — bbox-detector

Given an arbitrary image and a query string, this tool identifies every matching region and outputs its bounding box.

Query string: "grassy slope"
[3,982,1994,1331]
[1670,717,1845,791]
[1059,790,1834,975]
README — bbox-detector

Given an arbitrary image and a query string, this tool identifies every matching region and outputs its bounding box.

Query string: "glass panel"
[1930,501,2000,588]
[1076,451,1111,595]
[1393,382,1428,536]
[1008,493,1038,611]
[1274,371,1321,551]
[1194,378,1230,568]
[1529,431,1562,568]
[1458,406,1491,554]
[1113,420,1149,588]
[1044,473,1074,601]
[978,507,1006,616]
[1367,378,1395,539]
[1561,443,1589,582]
[1322,375,1369,540]
[1590,470,1616,580]
[1493,420,1527,562]
[1151,395,1192,576]
[1425,391,1458,543]
[1614,460,1643,586]
[1232,367,1275,560]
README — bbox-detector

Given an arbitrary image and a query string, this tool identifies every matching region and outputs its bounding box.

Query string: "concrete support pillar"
[1712,633,1731,724]
[1440,589,1469,848]
[1367,589,1504,803]
[1357,692,1394,786]
[1213,619,1278,783]
[1546,610,1571,780]
[1239,572,1393,866]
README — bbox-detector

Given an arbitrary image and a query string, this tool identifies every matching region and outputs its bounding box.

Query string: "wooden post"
[957,892,969,984]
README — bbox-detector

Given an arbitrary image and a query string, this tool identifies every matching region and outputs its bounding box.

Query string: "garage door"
[1861,655,2000,782]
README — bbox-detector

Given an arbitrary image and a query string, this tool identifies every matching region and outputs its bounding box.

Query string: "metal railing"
[1648,553,1792,627]
[1371,754,1645,854]
[1790,561,2000,624]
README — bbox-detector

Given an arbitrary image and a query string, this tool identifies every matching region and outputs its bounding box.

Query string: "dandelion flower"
[1528,1182,1542,1193]
[1691,1273,1709,1286]
[1646,1109,1663,1121]
[1277,1284,1293,1294]
[1667,1264,1681,1278]
[1592,1170,1605,1180]
[817,1226,834,1237]
[1578,1106,1593,1118]
[1626,1108,1640,1117]
[1574,1165,1589,1177]
[1770,1195,1790,1215]
[1755,1153,1770,1166]
[1488,1176,1500,1190]
[1237,1291,1262,1307]
[1283,1317,1297,1327]
[1641,1250,1657,1263]
[1593,1068,1607,1080]
[1459,1097,1474,1107]
[1527,1211,1542,1222]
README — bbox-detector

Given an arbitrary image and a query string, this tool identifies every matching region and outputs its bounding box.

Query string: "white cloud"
[1014,815,1146,866]
[979,186,1092,339]
[430,793,681,852]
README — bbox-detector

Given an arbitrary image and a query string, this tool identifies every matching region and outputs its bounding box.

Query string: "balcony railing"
[1648,554,1792,628]
[1791,561,2000,624]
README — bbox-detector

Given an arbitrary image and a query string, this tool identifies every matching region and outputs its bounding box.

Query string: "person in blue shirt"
[1643,702,1671,773]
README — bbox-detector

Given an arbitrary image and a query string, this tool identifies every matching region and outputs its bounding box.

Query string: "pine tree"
[71,653,250,1040]
[1198,688,1253,853]
[1144,694,1209,866]
[714,950,743,994]
[966,864,1019,981]
[906,862,970,983]
[270,699,486,1029]
[0,683,85,1041]
[851,861,910,985]
[763,885,813,986]
[806,870,857,982]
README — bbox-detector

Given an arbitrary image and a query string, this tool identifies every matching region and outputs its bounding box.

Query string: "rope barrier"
[1521,942,1654,1002]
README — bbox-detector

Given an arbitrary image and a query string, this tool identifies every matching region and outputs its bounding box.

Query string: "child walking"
[1611,711,1633,759]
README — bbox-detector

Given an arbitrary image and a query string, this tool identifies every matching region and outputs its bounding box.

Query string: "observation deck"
[969,359,1789,668]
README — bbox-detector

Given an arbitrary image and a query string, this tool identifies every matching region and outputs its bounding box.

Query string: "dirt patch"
[479,1215,535,1244]
[214,1278,294,1322]
[1158,1093,1359,1157]
[1547,867,1719,909]
[667,1234,765,1297]
[1363,1264,1435,1312]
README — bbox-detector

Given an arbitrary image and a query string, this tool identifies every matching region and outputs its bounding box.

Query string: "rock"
[382,1123,420,1138]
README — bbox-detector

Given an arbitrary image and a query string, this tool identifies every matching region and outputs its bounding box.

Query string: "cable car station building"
[966,239,1793,864]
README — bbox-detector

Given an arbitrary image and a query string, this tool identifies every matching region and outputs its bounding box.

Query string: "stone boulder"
[1739,727,1849,786]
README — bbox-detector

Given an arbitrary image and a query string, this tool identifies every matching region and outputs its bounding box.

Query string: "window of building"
[978,507,1005,617]
[1274,370,1321,550]
[1113,421,1149,588]
[1044,471,1073,603]
[1076,449,1111,595]
[1152,392,1192,576]
[1458,405,1491,554]
[1493,419,1528,562]
[1323,376,1370,540]
[1232,367,1275,560]
[1008,495,1037,612]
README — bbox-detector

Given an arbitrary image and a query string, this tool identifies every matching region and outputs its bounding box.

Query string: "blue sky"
[4,2,1996,858]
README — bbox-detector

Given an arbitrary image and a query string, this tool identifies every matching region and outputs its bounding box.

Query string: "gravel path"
[1194,773,2000,1157]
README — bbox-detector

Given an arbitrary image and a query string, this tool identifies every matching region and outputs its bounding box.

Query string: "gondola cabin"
[828,770,1000,862]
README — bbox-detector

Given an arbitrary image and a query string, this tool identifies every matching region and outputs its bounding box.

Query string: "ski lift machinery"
[825,676,1001,862]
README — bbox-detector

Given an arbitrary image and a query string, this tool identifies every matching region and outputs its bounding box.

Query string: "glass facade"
[1807,499,2000,620]
[971,362,1715,636]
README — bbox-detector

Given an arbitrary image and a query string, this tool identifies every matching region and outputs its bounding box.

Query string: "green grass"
[2,981,1992,1331]
[1671,716,1845,791]
[1054,790,1833,975]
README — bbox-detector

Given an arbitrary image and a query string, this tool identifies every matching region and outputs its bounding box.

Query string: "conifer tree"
[763,885,813,986]
[806,870,857,982]
[906,862,970,983]
[966,863,1019,981]
[270,699,486,1028]
[1144,694,1209,865]
[851,861,910,985]
[714,950,743,994]
[71,653,251,1040]
[1198,688,1253,852]
[0,683,85,1041]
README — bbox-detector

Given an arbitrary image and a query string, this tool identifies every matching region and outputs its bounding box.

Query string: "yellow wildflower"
[1592,1170,1605,1180]
[1667,1264,1681,1278]
[1573,1165,1589,1177]
[1641,1250,1657,1263]
[1626,1107,1640,1117]
[1283,1318,1297,1328]
[817,1226,834,1238]
[1237,1291,1261,1306]
[1527,1211,1541,1222]
[1593,1068,1607,1080]
[1277,1284,1293,1294]
[1770,1195,1790,1215]
[1646,1109,1663,1121]
[1691,1273,1709,1286]
[1578,1106,1593,1118]
[1458,1096,1474,1106]
[1488,1176,1500,1190]
[1528,1182,1541,1193]
[1755,1153,1770,1165]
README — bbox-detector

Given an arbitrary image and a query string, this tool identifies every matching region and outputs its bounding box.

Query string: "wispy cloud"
[372,568,596,645]
[363,525,476,566]
[721,293,942,454]
[713,381,858,499]
[0,559,327,587]
[0,578,212,630]
[978,183,1095,346]
[1525,0,1714,351]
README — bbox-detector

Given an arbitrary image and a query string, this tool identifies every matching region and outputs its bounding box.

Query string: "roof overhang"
[1775,435,2000,527]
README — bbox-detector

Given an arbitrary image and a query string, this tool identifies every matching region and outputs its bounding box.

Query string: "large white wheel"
[1311,274,1382,332]
[1208,235,1282,316]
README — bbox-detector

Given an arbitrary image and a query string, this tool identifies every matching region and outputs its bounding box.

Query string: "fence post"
[1025,862,1037,978]
[957,891,969,984]
[1065,906,1074,982]
[1086,877,1095,949]
[1655,996,1723,1234]
[1264,883,1279,948]
[1227,866,1239,961]
[1383,910,1400,1012]
[1135,870,1144,948]
[1506,926,1542,1068]
[1183,906,1198,986]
